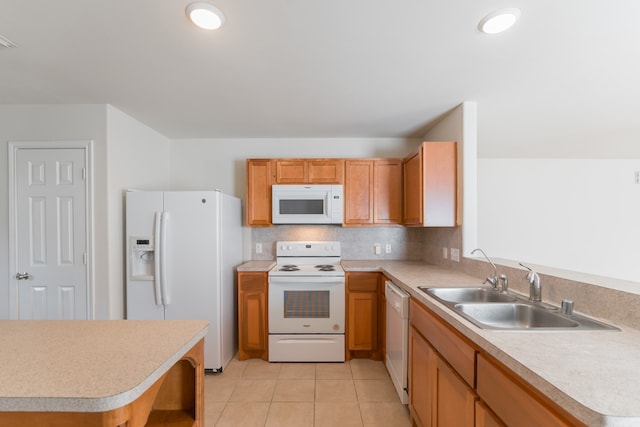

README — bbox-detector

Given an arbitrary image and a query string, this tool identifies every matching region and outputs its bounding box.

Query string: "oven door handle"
[269,276,345,285]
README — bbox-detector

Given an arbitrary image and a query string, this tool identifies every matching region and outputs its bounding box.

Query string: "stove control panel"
[276,241,340,257]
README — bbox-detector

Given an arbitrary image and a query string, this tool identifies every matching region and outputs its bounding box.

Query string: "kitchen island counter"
[342,259,640,426]
[0,320,207,426]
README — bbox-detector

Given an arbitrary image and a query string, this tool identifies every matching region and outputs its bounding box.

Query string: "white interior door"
[11,146,90,320]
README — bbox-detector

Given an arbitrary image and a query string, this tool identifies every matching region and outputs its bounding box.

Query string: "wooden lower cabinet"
[409,323,475,427]
[345,272,384,360]
[432,352,476,426]
[409,325,433,427]
[477,354,586,427]
[475,401,506,427]
[238,272,268,361]
[409,297,586,427]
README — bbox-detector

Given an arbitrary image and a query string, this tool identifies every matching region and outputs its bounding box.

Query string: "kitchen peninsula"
[238,259,640,426]
[342,260,640,426]
[0,320,207,427]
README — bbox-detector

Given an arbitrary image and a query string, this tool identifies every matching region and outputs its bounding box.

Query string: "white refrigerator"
[125,190,242,372]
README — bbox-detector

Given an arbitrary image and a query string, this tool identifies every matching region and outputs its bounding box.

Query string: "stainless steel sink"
[419,286,619,331]
[454,303,579,330]
[420,286,517,303]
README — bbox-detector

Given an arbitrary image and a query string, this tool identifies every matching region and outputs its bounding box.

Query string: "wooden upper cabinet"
[308,159,345,183]
[344,160,374,225]
[374,159,403,224]
[246,159,274,226]
[275,159,344,184]
[403,141,457,227]
[275,160,306,183]
[344,159,402,226]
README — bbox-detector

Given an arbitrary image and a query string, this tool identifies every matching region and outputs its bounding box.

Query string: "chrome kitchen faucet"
[471,248,499,290]
[519,263,542,302]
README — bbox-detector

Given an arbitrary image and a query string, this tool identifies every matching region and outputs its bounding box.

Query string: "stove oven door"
[268,276,345,334]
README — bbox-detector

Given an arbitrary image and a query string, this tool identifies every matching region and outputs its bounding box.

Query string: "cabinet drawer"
[477,354,582,427]
[409,299,476,387]
[239,277,267,293]
[346,272,379,292]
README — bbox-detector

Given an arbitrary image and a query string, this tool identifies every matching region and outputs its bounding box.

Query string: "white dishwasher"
[385,280,410,404]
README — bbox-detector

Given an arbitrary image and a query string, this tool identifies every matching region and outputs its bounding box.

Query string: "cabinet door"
[348,290,377,350]
[475,401,506,427]
[403,148,423,225]
[374,159,403,224]
[275,160,307,183]
[344,160,374,225]
[409,325,433,427]
[308,159,344,183]
[432,353,476,427]
[238,272,268,360]
[403,142,457,227]
[246,159,273,226]
[346,272,382,360]
[423,142,457,226]
[477,354,579,427]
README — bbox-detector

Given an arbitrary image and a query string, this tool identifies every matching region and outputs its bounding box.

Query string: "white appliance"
[268,241,345,362]
[125,190,242,373]
[271,184,343,224]
[385,280,410,404]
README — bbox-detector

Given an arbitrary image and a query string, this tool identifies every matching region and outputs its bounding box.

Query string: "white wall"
[478,158,640,283]
[106,106,170,319]
[169,137,422,260]
[0,105,108,319]
[0,104,171,320]
[169,137,420,196]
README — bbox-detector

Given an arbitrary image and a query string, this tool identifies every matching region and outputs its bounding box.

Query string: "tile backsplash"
[250,225,640,329]
[251,225,423,261]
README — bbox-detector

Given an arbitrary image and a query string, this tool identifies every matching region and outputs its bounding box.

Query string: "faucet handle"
[519,263,540,285]
[499,274,508,293]
[483,276,498,289]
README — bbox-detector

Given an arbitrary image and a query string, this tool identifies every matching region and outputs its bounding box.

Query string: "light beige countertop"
[237,260,275,272]
[342,260,640,426]
[0,320,208,413]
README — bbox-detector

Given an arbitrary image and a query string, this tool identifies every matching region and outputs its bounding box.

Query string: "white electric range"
[268,241,345,362]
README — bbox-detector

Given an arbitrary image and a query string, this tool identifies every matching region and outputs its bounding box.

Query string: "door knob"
[15,272,31,280]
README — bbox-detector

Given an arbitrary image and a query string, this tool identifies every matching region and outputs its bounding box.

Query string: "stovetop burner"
[279,265,300,272]
[269,241,344,277]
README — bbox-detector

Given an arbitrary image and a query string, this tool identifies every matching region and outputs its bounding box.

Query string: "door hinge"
[83,253,87,265]
[82,167,86,180]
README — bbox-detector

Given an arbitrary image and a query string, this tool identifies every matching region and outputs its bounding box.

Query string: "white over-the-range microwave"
[272,184,343,224]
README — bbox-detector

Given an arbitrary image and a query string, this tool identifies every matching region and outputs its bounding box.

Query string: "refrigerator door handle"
[160,211,170,305]
[153,211,163,305]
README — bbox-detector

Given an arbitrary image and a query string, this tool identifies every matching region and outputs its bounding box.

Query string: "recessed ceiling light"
[478,8,521,34]
[185,2,225,30]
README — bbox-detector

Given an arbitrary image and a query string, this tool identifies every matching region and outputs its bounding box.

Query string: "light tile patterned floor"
[204,356,411,427]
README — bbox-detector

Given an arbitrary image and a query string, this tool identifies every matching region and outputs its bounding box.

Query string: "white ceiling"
[1,0,639,158]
